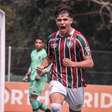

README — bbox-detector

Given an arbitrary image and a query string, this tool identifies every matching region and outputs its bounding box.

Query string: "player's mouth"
[60,26,66,30]
[59,26,68,36]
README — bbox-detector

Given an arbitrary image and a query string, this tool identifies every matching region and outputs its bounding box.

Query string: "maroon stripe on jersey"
[70,46,77,87]
[52,63,57,80]
[71,31,77,88]
[76,39,83,59]
[51,32,58,80]
[75,39,83,87]
[59,38,67,87]
[75,30,84,59]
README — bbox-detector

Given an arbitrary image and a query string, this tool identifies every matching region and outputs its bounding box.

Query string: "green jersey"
[28,48,48,95]
[29,49,47,81]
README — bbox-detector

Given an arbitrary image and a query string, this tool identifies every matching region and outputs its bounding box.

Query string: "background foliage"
[0,0,112,84]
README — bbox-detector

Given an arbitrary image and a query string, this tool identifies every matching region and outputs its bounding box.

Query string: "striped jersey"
[47,29,91,88]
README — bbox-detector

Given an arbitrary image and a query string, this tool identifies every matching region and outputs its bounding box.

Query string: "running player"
[23,36,51,112]
[37,4,94,112]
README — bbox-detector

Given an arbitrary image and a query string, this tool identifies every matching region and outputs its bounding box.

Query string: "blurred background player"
[23,36,50,112]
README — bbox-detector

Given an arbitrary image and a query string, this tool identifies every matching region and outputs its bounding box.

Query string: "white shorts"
[49,80,84,111]
[49,80,67,96]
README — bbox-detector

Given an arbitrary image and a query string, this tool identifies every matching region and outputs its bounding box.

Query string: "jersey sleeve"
[76,34,91,59]
[46,34,53,59]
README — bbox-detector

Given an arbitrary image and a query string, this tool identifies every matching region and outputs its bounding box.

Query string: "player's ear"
[70,17,73,24]
[42,42,45,48]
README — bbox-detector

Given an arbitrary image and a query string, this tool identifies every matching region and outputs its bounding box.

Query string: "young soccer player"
[37,4,94,112]
[23,36,51,112]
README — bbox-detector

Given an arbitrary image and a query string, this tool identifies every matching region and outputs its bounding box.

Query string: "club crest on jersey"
[38,56,41,60]
[66,39,73,48]
[49,39,57,49]
[50,42,57,49]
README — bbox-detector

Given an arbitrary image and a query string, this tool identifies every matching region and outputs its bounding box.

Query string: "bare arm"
[37,57,51,75]
[23,67,31,81]
[40,57,51,68]
[25,67,31,75]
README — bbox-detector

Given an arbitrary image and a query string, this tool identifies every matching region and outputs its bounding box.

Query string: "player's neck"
[59,27,74,37]
[36,48,43,52]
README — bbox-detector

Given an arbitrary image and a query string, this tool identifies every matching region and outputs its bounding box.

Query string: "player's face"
[35,39,44,50]
[56,12,73,36]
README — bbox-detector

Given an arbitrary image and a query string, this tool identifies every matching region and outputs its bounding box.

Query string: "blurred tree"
[0,0,112,84]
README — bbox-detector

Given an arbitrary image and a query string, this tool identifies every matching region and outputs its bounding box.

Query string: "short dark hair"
[55,4,73,18]
[34,35,45,43]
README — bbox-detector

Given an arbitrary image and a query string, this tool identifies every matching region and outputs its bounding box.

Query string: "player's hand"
[35,75,41,81]
[23,75,29,82]
[63,58,74,67]
[37,65,45,76]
